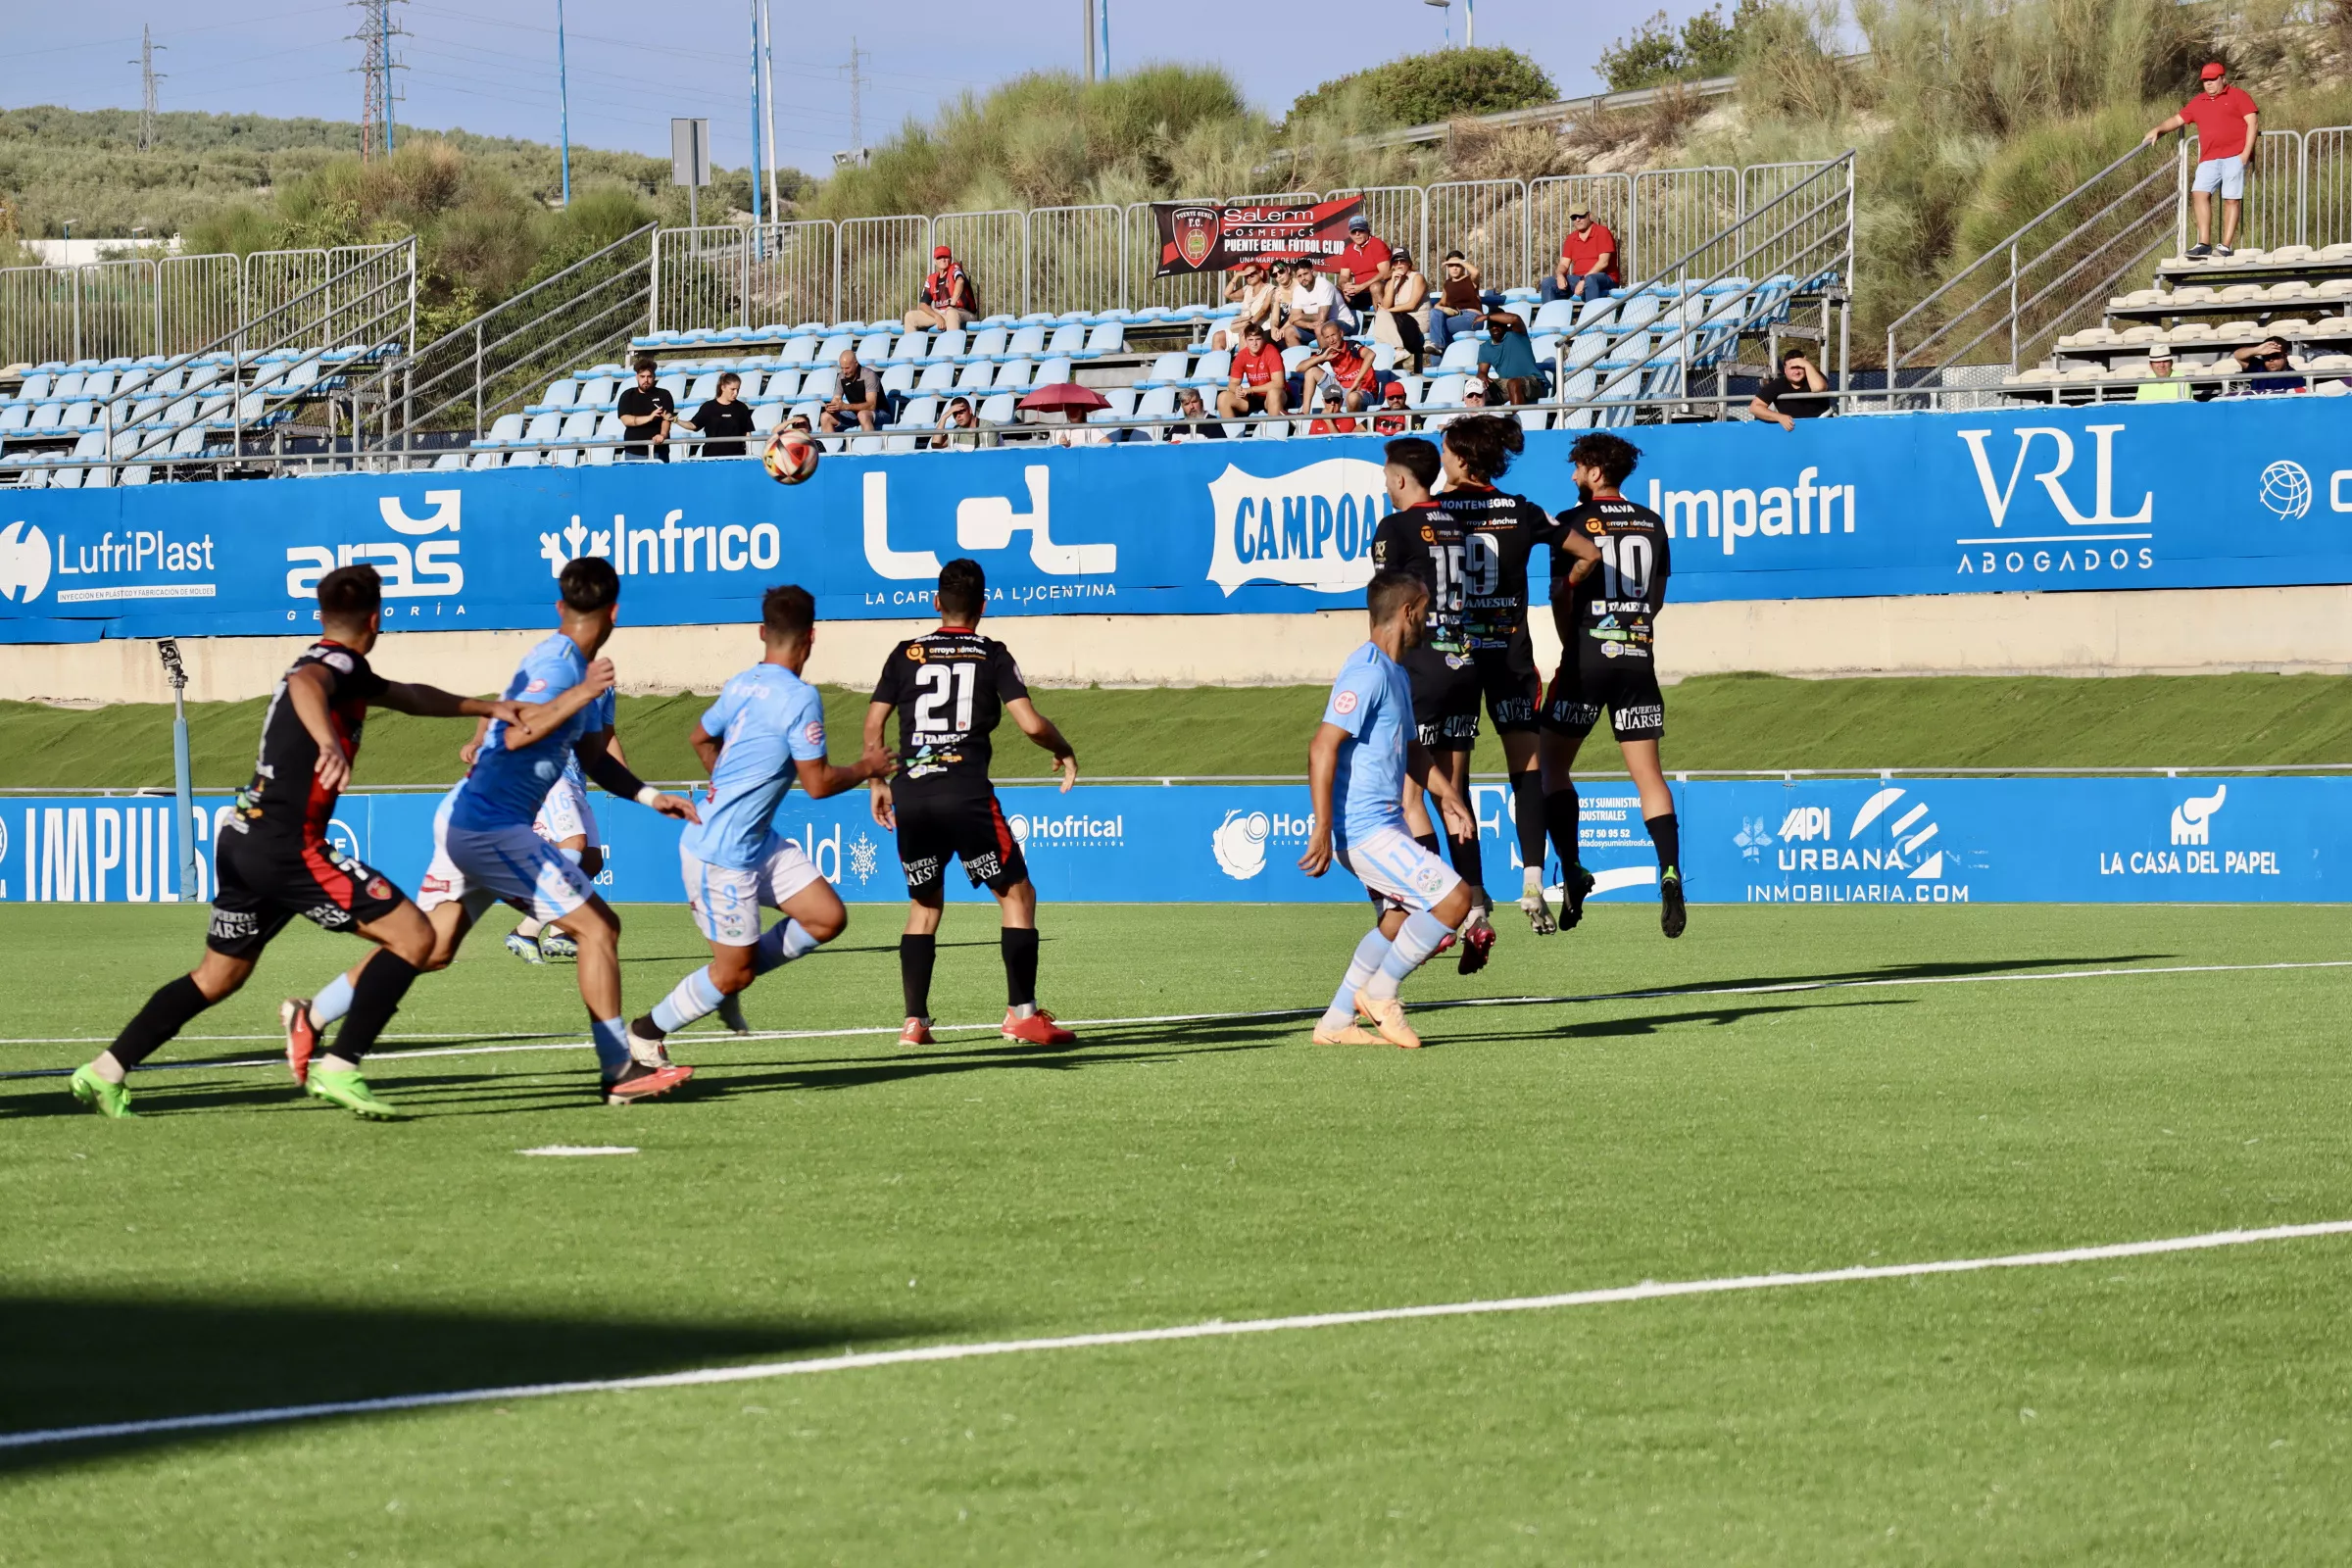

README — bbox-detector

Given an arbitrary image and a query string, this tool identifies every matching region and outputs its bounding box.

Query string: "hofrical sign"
[1152,196,1364,275]
[2,776,2341,906]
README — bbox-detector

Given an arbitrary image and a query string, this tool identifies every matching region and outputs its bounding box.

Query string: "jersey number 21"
[913,662,976,732]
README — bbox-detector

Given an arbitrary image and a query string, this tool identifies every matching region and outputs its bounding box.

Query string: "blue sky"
[4,1,1718,176]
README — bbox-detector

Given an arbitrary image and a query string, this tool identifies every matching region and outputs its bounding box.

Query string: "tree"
[1598,0,1764,91]
[1288,47,1558,130]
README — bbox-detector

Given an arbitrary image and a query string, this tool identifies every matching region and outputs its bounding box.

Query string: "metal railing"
[0,242,411,367]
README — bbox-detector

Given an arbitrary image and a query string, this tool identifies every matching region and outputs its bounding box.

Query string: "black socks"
[1510,770,1546,878]
[1001,927,1040,1009]
[333,950,419,1063]
[109,973,212,1069]
[1646,811,1682,877]
[900,933,937,1020]
[1447,824,1485,890]
[1545,787,1583,877]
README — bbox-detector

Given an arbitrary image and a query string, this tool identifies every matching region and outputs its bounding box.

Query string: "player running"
[69,565,520,1120]
[1434,414,1560,944]
[1367,436,1491,976]
[466,708,616,965]
[1539,432,1685,938]
[302,556,703,1106]
[864,558,1082,1049]
[1301,568,1479,1050]
[625,586,893,1061]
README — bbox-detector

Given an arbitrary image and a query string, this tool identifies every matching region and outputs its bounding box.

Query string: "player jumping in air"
[865,558,1082,1049]
[70,565,522,1119]
[1368,436,1491,976]
[626,586,894,1061]
[1301,568,1481,1050]
[1540,432,1685,938]
[288,556,704,1106]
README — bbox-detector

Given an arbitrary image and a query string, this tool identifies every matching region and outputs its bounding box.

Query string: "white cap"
[2146,338,2174,358]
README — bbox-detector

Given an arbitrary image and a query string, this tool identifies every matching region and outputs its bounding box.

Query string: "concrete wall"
[5,585,2348,705]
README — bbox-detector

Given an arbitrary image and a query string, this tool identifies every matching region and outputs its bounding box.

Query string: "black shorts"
[895,788,1029,899]
[1402,644,1482,751]
[1472,644,1543,734]
[1542,653,1666,742]
[207,827,408,959]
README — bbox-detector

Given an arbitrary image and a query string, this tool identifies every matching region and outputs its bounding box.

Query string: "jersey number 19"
[913,661,977,733]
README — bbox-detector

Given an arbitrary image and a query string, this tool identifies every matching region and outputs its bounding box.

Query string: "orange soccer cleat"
[1353,990,1423,1050]
[1002,1008,1077,1046]
[280,998,318,1087]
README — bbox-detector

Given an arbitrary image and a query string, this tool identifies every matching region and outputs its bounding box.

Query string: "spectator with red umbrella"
[1021,379,1113,446]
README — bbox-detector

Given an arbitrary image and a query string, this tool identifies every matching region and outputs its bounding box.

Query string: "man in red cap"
[2144,63,2261,258]
[907,245,979,331]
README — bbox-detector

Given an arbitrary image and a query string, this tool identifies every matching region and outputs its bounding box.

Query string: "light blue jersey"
[680,662,830,870]
[451,633,604,832]
[559,688,617,788]
[1323,641,1413,849]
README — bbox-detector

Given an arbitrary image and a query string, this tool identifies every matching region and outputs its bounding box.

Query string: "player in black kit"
[66,565,522,1119]
[1368,436,1492,973]
[867,558,1083,1049]
[1435,415,1562,944]
[1540,431,1686,938]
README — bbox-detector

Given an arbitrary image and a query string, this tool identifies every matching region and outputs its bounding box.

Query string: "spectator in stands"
[1212,262,1282,351]
[1427,251,1486,354]
[783,412,814,435]
[2230,335,2304,393]
[1748,347,1832,429]
[1543,208,1620,303]
[1373,247,1430,372]
[1307,383,1361,435]
[679,370,756,458]
[821,348,883,434]
[1167,386,1222,442]
[1218,321,1291,421]
[2134,340,2191,402]
[1333,214,1394,321]
[1371,380,1414,434]
[907,245,979,331]
[1281,256,1348,347]
[1052,409,1111,447]
[1432,379,1491,430]
[615,355,676,461]
[1477,304,1545,405]
[2144,64,2261,258]
[1298,318,1378,412]
[929,396,991,450]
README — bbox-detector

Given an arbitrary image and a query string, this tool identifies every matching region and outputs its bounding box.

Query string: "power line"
[350,0,408,160]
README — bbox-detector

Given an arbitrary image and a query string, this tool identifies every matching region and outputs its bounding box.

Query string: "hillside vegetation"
[3,674,2343,791]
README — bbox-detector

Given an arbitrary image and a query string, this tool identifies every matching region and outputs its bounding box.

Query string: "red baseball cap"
[933,245,954,258]
[2200,61,2227,79]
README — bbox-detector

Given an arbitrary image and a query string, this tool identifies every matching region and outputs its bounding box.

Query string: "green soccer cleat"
[307,1068,406,1121]
[69,1064,134,1118]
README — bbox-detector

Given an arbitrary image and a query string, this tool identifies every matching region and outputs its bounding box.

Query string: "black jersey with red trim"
[229,641,388,842]
[1369,502,1470,656]
[1437,484,1558,652]
[871,628,1029,793]
[1549,495,1672,661]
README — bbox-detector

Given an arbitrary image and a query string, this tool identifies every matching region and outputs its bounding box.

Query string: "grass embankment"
[2,673,2345,790]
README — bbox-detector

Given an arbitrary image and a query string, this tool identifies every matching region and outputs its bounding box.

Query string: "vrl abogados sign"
[4,401,2350,642]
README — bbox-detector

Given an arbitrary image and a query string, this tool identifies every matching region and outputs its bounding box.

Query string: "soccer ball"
[763,427,819,485]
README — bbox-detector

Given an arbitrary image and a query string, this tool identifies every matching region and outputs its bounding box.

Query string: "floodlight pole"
[748,0,764,227]
[558,0,572,206]
[157,639,198,902]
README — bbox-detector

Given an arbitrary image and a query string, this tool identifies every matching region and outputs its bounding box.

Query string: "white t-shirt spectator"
[1289,271,1353,331]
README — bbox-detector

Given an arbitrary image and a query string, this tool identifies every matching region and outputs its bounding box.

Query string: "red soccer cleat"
[1001,1008,1077,1046]
[899,1017,936,1047]
[602,1060,695,1105]
[1456,913,1497,975]
[280,998,318,1087]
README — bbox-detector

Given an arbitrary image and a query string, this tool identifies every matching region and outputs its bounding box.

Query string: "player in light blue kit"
[280,557,703,1107]
[1299,567,1479,1050]
[626,585,893,1061]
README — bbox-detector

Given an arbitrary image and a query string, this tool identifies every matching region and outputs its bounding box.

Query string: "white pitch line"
[5,1217,2347,1453]
[1,959,2346,1081]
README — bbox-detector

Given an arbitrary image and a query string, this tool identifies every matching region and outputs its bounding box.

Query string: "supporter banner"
[4,775,2341,906]
[3,398,2350,644]
[1152,196,1362,275]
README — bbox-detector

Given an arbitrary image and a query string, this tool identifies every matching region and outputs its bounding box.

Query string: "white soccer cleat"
[1519,868,1556,936]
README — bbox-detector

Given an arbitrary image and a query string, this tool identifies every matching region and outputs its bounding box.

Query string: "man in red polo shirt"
[1544,208,1619,304]
[2144,63,2261,258]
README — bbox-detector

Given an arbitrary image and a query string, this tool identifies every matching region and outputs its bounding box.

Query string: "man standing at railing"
[616,356,676,461]
[2144,62,2261,260]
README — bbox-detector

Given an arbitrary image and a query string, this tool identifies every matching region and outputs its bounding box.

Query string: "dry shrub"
[1444,122,1580,181]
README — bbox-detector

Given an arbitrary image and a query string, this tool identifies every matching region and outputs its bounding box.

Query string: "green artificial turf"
[3,901,2350,1562]
[3,671,2348,790]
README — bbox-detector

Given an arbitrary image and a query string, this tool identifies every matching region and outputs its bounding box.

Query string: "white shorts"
[420,817,596,923]
[535,777,598,846]
[2192,155,2245,200]
[682,832,823,948]
[1338,823,1463,914]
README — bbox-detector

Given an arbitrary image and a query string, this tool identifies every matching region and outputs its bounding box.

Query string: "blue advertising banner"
[3,775,2340,906]
[1,399,2348,643]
